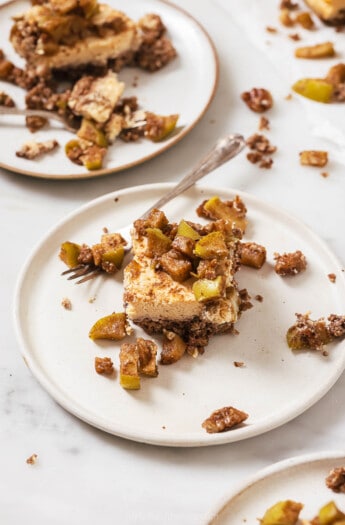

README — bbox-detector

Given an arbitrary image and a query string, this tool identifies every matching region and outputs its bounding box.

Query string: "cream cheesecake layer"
[10,3,142,70]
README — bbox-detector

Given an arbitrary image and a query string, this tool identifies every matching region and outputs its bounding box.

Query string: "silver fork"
[0,106,76,133]
[62,133,246,284]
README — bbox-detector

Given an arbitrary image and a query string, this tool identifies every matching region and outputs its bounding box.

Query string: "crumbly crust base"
[132,316,236,348]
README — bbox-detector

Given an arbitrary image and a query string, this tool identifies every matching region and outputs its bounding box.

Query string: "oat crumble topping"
[274,250,307,276]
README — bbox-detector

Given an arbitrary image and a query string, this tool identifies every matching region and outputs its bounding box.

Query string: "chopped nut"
[241,88,273,113]
[280,0,299,9]
[26,453,38,465]
[16,139,59,160]
[94,357,114,375]
[296,12,315,29]
[326,467,345,493]
[0,90,15,107]
[280,9,295,26]
[295,42,335,59]
[258,116,270,130]
[246,133,276,169]
[247,133,276,154]
[328,273,336,283]
[240,242,267,269]
[202,406,248,433]
[274,250,307,276]
[61,297,72,310]
[300,150,328,167]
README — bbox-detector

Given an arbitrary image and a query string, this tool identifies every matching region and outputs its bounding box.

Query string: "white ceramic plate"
[205,451,345,524]
[0,0,218,179]
[14,183,345,446]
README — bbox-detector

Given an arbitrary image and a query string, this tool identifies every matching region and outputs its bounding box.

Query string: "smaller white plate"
[14,183,345,446]
[206,451,345,524]
[0,0,218,179]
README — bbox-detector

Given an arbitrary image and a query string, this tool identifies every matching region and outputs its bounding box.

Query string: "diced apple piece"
[292,78,333,103]
[192,276,225,302]
[145,227,172,256]
[194,232,228,260]
[260,500,303,525]
[77,118,108,147]
[89,312,128,341]
[119,343,140,390]
[59,241,81,268]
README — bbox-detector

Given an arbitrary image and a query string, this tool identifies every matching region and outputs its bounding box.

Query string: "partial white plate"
[14,183,345,446]
[205,451,345,524]
[0,0,218,179]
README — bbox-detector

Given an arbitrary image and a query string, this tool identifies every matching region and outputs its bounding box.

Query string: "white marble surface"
[1,1,345,523]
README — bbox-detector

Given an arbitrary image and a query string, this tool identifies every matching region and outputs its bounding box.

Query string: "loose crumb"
[88,296,96,303]
[274,250,307,276]
[26,453,38,465]
[289,33,301,41]
[326,467,345,493]
[234,361,245,367]
[255,294,264,302]
[266,26,278,33]
[321,171,329,178]
[300,150,328,167]
[328,273,336,283]
[16,139,59,160]
[94,357,114,375]
[102,226,109,233]
[61,297,72,310]
[285,93,293,100]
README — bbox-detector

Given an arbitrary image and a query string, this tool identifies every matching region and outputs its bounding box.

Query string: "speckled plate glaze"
[205,451,345,524]
[14,183,345,446]
[0,0,218,179]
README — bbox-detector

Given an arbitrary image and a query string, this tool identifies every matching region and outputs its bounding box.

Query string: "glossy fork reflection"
[62,133,246,284]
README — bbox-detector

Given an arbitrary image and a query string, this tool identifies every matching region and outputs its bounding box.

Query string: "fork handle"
[0,106,75,132]
[141,133,246,218]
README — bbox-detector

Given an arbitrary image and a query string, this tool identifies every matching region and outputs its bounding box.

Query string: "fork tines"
[61,264,102,284]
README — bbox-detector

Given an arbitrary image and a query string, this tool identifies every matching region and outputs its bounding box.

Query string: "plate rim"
[204,450,345,525]
[0,0,219,179]
[13,182,345,447]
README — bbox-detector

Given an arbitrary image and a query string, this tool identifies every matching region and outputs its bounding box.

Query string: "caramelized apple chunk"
[161,331,186,365]
[197,195,248,233]
[260,500,303,525]
[89,312,130,341]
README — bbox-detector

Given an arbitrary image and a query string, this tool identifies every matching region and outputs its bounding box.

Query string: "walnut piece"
[94,357,114,375]
[274,250,307,276]
[0,90,15,107]
[202,406,248,433]
[326,467,345,493]
[241,88,273,113]
[299,150,328,167]
[16,139,59,160]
